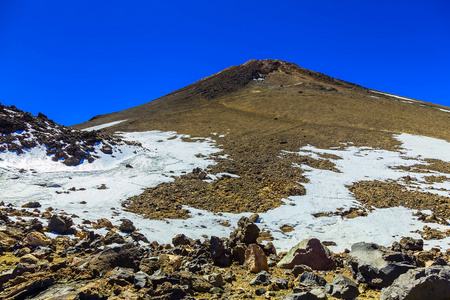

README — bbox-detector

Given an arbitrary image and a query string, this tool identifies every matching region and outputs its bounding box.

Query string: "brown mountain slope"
[73,59,450,220]
[75,59,449,142]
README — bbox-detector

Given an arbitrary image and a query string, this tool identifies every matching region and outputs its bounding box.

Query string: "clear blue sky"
[1,1,449,126]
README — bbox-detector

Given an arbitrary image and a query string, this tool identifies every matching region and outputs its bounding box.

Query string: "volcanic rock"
[399,237,424,251]
[325,275,360,299]
[244,244,268,273]
[118,218,136,233]
[298,271,327,287]
[230,216,260,244]
[24,231,51,247]
[380,265,450,300]
[277,238,336,270]
[250,270,272,286]
[347,242,416,288]
[48,214,74,234]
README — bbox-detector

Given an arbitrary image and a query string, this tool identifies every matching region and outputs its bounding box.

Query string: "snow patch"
[82,120,127,131]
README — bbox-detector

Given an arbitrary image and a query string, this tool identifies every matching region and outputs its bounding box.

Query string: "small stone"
[255,288,266,296]
[298,271,327,287]
[96,218,113,229]
[325,275,360,299]
[250,271,272,286]
[22,202,41,208]
[210,287,223,294]
[249,213,260,223]
[292,264,313,277]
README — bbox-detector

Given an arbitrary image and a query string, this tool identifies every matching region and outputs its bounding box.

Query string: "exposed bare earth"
[347,180,450,220]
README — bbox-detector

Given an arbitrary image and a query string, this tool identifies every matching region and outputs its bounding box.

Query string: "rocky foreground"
[1,202,449,300]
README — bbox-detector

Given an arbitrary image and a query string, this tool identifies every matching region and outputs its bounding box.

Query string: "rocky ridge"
[0,103,139,166]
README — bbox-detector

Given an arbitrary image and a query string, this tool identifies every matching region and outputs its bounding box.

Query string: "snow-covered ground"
[0,130,449,253]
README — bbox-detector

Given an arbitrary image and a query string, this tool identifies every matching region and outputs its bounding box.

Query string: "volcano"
[74,59,450,220]
[1,59,449,299]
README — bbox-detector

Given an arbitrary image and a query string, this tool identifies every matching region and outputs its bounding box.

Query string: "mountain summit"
[76,59,449,141]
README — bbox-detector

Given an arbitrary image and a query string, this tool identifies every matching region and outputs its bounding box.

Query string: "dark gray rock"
[380,265,450,300]
[208,273,224,287]
[347,242,416,288]
[255,288,266,296]
[292,264,313,277]
[104,232,125,245]
[134,271,150,289]
[172,234,192,247]
[273,277,289,289]
[118,218,136,233]
[325,275,360,299]
[48,214,73,234]
[282,292,323,300]
[229,216,260,244]
[250,270,272,286]
[298,271,327,287]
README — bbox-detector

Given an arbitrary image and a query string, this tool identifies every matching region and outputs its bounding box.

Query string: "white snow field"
[0,130,449,253]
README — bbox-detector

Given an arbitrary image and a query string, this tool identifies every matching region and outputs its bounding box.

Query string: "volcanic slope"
[75,59,450,219]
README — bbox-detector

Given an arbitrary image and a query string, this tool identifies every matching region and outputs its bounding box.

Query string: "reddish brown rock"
[24,231,51,247]
[244,244,268,273]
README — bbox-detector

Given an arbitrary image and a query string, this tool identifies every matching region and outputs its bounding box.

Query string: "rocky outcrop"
[229,215,260,244]
[0,103,139,166]
[277,238,336,270]
[347,242,416,288]
[380,265,450,300]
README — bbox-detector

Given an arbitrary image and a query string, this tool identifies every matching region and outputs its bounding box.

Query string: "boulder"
[325,275,360,299]
[207,273,224,287]
[22,202,41,208]
[380,266,450,300]
[48,214,74,234]
[104,232,125,245]
[74,243,143,273]
[118,218,136,233]
[347,242,416,288]
[172,234,192,247]
[101,145,113,154]
[134,271,150,289]
[244,244,268,273]
[292,264,313,277]
[24,232,51,247]
[277,238,336,270]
